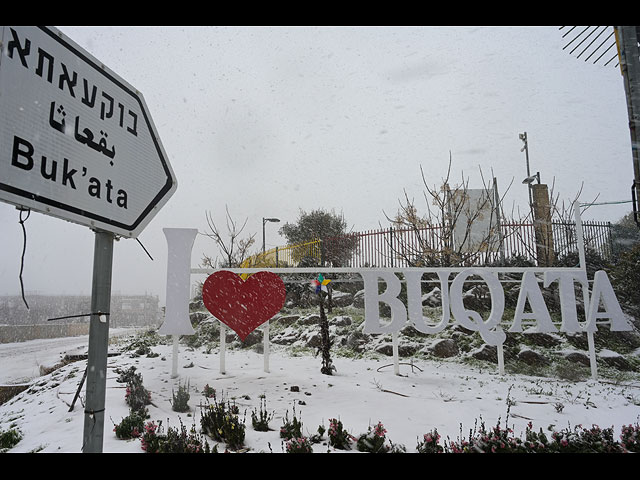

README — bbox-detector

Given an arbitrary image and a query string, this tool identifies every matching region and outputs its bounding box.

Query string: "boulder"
[304,332,323,349]
[275,314,300,326]
[330,315,352,327]
[598,350,635,371]
[422,287,442,307]
[189,311,210,326]
[471,344,498,362]
[298,314,321,325]
[271,327,300,345]
[374,343,394,356]
[428,338,459,358]
[330,291,354,308]
[346,330,369,352]
[517,348,549,366]
[563,351,590,366]
[353,289,365,308]
[523,332,562,348]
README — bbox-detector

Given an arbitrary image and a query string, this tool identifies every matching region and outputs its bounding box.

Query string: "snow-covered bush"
[113,412,145,440]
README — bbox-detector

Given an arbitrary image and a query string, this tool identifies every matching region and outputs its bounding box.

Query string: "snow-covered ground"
[1,331,640,453]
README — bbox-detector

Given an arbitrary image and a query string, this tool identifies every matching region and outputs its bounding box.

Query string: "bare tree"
[201,206,256,269]
[384,154,516,267]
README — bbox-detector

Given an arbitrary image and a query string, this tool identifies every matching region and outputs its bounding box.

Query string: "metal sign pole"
[82,229,114,453]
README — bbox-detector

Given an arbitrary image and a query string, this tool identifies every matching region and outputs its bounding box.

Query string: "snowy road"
[0,329,138,385]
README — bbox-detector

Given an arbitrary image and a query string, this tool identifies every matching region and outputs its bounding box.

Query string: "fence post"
[389,227,394,268]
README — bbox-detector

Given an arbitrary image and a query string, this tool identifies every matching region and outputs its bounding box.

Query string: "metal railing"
[240,221,612,269]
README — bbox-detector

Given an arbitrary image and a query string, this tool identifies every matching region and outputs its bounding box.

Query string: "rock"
[353,290,365,308]
[566,332,589,350]
[563,351,590,366]
[598,350,634,371]
[523,332,562,348]
[374,343,394,356]
[330,291,354,308]
[275,314,300,326]
[241,329,263,347]
[304,332,323,349]
[299,314,321,326]
[428,339,459,358]
[189,311,210,325]
[422,287,442,307]
[346,330,369,352]
[452,324,475,336]
[471,344,498,362]
[517,348,549,366]
[189,299,204,311]
[271,327,300,345]
[330,315,352,327]
[398,342,419,356]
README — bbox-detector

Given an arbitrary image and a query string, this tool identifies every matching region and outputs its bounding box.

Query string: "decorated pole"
[312,274,335,375]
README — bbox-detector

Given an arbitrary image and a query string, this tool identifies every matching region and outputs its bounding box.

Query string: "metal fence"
[240,221,612,269]
[320,221,612,268]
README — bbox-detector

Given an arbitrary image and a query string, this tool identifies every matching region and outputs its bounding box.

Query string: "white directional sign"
[0,26,176,237]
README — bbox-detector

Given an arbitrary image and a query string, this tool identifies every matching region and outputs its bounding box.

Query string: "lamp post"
[262,217,280,253]
[519,132,534,212]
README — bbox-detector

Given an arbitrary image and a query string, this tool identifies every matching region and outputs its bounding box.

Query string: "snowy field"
[1,330,640,454]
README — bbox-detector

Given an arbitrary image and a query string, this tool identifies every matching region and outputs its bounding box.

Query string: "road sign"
[0,26,176,237]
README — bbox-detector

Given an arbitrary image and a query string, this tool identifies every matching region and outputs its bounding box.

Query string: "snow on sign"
[0,26,176,237]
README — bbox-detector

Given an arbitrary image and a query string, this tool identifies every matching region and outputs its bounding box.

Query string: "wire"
[580,199,633,207]
[18,208,31,309]
[136,237,154,261]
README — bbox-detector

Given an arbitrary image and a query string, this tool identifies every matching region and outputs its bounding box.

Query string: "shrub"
[285,436,313,453]
[620,422,640,452]
[123,369,152,417]
[161,420,212,453]
[328,418,355,450]
[356,422,390,453]
[0,427,22,451]
[140,421,162,453]
[445,418,523,453]
[140,419,213,453]
[199,391,246,450]
[251,395,275,432]
[416,429,444,453]
[202,384,216,399]
[280,404,303,440]
[113,412,145,440]
[549,424,623,453]
[171,381,191,413]
[309,424,326,444]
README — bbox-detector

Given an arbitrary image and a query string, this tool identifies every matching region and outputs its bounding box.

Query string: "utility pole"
[615,26,640,226]
[82,230,114,453]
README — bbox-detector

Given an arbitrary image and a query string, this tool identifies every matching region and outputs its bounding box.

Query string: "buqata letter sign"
[0,26,176,237]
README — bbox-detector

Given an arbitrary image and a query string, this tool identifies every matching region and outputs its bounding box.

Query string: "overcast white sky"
[0,26,634,307]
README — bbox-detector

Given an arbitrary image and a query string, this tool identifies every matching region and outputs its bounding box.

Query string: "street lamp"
[522,172,540,185]
[262,217,280,253]
[519,132,534,211]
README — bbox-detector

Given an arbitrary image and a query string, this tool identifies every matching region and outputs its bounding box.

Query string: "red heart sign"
[202,270,286,341]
